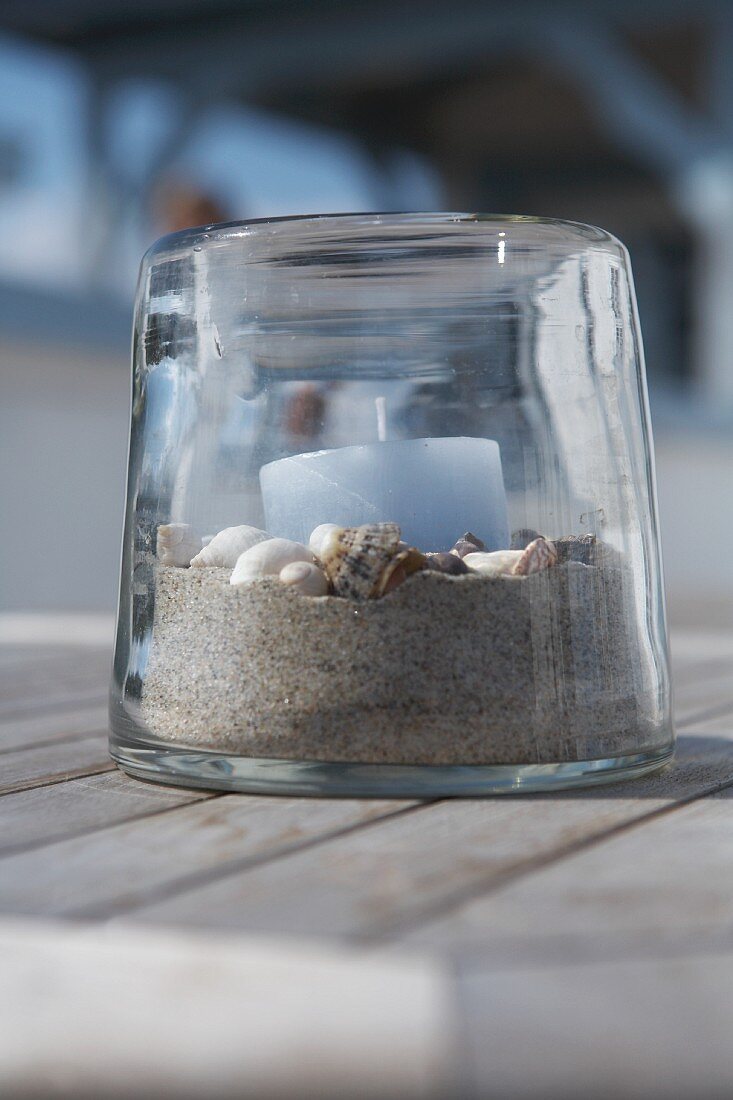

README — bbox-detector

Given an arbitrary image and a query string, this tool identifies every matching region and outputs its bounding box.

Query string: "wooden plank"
[405,767,733,962]
[0,735,113,796]
[669,629,733,664]
[0,645,106,674]
[0,641,110,674]
[672,653,733,688]
[674,679,733,724]
[0,703,109,752]
[455,951,733,1100]
[678,700,733,732]
[115,730,733,941]
[0,795,417,918]
[0,918,452,1100]
[0,772,214,856]
[686,709,733,734]
[0,682,107,726]
[0,614,114,648]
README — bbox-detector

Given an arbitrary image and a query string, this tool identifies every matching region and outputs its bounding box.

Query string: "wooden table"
[2,619,733,1099]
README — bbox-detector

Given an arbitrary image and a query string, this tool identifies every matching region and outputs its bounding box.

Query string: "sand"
[140,560,665,766]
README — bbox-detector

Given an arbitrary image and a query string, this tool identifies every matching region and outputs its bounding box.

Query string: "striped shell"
[372,546,428,597]
[318,522,402,601]
[511,537,558,576]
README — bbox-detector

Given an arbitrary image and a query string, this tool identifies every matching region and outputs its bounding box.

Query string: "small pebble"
[510,528,542,551]
[425,552,470,576]
[279,560,329,596]
[451,531,486,558]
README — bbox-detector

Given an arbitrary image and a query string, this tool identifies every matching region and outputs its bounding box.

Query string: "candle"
[259,437,509,552]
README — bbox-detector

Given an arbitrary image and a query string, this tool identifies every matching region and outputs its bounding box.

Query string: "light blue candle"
[260,437,509,552]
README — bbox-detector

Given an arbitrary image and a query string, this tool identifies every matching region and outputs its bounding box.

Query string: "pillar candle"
[259,437,509,552]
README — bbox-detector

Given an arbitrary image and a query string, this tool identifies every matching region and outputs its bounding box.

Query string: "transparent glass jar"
[110,213,674,795]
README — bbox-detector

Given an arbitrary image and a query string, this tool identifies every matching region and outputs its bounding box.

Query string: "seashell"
[510,528,542,551]
[308,523,341,559]
[319,522,402,601]
[512,537,557,576]
[230,538,311,586]
[425,552,470,576]
[191,525,270,568]
[156,523,201,567]
[279,560,329,596]
[553,534,596,566]
[463,550,524,577]
[451,531,486,558]
[373,547,428,597]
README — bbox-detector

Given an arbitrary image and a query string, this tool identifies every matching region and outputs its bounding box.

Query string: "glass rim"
[143,210,625,262]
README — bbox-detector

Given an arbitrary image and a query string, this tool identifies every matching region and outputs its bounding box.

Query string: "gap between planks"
[405,784,733,969]
[97,727,733,942]
[0,703,110,754]
[67,802,428,921]
[0,771,219,857]
[0,635,730,941]
[367,762,733,946]
[0,736,115,797]
[0,728,727,941]
[0,794,426,921]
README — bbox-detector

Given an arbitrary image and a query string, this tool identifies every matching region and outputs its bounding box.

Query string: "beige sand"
[140,561,664,766]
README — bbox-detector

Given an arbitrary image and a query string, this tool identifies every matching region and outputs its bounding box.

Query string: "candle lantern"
[110,213,674,795]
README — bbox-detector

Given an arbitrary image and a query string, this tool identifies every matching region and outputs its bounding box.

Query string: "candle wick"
[375,396,387,442]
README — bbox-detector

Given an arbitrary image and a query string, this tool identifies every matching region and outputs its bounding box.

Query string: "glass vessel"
[110,213,674,795]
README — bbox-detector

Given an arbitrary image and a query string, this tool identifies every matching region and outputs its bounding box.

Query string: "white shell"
[463,550,524,578]
[230,538,311,586]
[156,523,201,567]
[279,560,329,596]
[191,525,270,568]
[309,523,341,559]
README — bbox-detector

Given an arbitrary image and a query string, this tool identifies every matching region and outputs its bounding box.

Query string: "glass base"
[110,735,674,797]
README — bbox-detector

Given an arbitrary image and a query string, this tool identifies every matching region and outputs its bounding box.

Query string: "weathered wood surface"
[0,919,452,1100]
[0,735,114,796]
[1,626,733,1098]
[0,795,415,918]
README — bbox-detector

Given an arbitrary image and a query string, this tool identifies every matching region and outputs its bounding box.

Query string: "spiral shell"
[318,522,402,601]
[308,523,341,558]
[372,546,428,597]
[191,525,270,568]
[279,560,329,596]
[156,523,202,567]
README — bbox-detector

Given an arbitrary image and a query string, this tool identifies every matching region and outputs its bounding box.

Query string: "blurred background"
[1,0,732,629]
